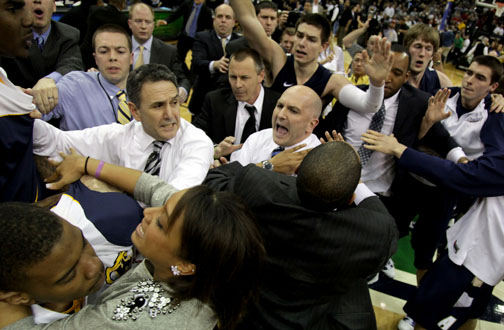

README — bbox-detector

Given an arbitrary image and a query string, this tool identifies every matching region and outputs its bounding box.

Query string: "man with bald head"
[189,3,240,116]
[229,85,322,174]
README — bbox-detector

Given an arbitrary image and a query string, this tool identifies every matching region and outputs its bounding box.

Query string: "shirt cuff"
[45,72,62,83]
[209,61,215,73]
[446,147,466,163]
[353,182,375,205]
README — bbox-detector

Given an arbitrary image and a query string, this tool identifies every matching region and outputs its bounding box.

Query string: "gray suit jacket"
[205,163,398,330]
[148,37,191,93]
[0,20,83,87]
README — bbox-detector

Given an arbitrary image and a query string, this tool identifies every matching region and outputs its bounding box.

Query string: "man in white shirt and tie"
[128,3,190,102]
[32,63,213,190]
[227,85,322,175]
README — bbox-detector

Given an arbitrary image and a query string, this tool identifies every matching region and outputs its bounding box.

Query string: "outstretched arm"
[361,130,504,197]
[324,37,391,113]
[46,149,142,193]
[229,0,286,77]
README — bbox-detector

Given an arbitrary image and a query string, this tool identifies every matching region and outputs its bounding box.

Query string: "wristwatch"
[261,160,274,171]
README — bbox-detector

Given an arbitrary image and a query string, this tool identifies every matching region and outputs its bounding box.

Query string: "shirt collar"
[238,85,265,110]
[33,22,52,43]
[384,88,401,107]
[132,35,153,51]
[96,72,121,97]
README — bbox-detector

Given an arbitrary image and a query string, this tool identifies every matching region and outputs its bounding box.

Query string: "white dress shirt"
[230,128,321,165]
[33,119,213,190]
[234,86,265,144]
[447,196,504,286]
[344,89,400,195]
[132,36,153,66]
[442,92,487,160]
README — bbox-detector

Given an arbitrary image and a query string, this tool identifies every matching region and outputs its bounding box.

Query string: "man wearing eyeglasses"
[128,3,190,103]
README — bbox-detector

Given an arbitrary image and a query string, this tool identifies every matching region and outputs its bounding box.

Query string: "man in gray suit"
[0,0,83,114]
[205,141,397,329]
[128,3,190,102]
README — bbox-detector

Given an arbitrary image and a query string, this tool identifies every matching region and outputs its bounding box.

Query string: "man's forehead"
[412,38,434,47]
[141,80,178,100]
[391,52,409,70]
[297,23,322,38]
[259,8,276,17]
[468,63,492,80]
[25,218,81,279]
[216,6,233,17]
[131,5,153,19]
[96,32,129,47]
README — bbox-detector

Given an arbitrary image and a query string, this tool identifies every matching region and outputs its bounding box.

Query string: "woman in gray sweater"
[6,150,265,330]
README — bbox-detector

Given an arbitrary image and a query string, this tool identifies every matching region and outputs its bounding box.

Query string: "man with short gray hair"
[33,63,213,190]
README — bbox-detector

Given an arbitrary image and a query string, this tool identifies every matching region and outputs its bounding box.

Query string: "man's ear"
[348,193,356,205]
[489,81,499,93]
[321,41,329,52]
[0,291,35,306]
[176,262,196,276]
[129,101,141,122]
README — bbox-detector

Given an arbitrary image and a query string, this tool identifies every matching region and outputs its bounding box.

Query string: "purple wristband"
[94,161,105,178]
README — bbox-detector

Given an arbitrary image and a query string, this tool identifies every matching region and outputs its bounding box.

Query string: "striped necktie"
[116,90,132,124]
[271,146,285,158]
[144,141,166,175]
[358,103,386,165]
[134,46,144,69]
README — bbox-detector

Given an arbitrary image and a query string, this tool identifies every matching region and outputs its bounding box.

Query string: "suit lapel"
[393,87,410,136]
[259,89,274,129]
[29,40,45,79]
[224,90,237,135]
[149,39,159,63]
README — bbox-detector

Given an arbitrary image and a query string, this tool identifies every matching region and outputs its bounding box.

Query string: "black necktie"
[271,146,285,158]
[241,105,257,143]
[144,141,165,176]
[358,103,386,165]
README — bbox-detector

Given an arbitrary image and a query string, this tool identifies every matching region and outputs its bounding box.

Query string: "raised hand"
[363,36,393,86]
[490,93,504,113]
[270,144,311,175]
[320,130,344,144]
[425,88,451,124]
[214,136,242,159]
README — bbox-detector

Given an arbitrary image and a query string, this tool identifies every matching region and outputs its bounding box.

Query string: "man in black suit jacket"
[321,45,460,236]
[205,142,397,329]
[0,0,83,114]
[189,4,239,115]
[128,3,191,102]
[165,0,213,66]
[193,48,280,158]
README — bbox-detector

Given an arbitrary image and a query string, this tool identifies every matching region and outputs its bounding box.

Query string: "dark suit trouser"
[381,175,456,270]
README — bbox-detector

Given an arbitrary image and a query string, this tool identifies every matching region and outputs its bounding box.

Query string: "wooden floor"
[180,50,504,329]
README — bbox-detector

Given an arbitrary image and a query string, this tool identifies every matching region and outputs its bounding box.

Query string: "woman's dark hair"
[166,185,265,329]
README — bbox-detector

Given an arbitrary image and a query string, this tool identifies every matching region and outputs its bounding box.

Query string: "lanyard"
[96,73,120,122]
